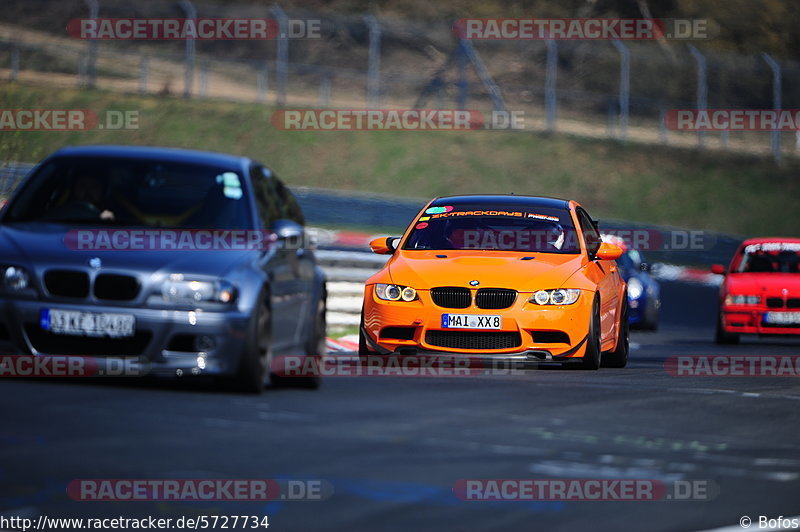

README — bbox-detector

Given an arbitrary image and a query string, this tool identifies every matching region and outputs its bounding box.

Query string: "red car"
[712,237,800,344]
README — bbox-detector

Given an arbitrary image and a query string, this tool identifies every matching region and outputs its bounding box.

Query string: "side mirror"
[711,264,726,275]
[271,219,304,247]
[595,242,623,261]
[369,236,398,255]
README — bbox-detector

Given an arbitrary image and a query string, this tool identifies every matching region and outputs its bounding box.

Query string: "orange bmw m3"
[359,195,629,369]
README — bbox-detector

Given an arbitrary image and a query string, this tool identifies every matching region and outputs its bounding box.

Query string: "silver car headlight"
[161,274,237,304]
[529,289,581,306]
[4,266,30,292]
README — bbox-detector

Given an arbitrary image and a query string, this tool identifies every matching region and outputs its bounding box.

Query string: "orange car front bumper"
[362,286,593,360]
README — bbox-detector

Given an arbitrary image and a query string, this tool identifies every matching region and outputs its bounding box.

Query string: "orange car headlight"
[376,284,418,302]
[530,289,581,305]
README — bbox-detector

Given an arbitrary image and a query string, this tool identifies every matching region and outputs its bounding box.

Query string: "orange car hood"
[386,250,585,292]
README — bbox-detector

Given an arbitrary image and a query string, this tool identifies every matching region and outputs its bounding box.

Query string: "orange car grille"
[430,287,517,310]
[475,288,517,309]
[425,330,522,350]
[430,287,471,309]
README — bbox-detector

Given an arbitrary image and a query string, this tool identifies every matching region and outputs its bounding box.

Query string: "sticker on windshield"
[527,213,560,222]
[418,216,430,222]
[425,206,453,215]
[429,209,524,219]
[415,222,429,229]
[744,242,800,254]
[223,186,243,199]
[216,172,241,188]
[216,172,243,200]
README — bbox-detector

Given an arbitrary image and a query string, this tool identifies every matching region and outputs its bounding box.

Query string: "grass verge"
[2,82,798,237]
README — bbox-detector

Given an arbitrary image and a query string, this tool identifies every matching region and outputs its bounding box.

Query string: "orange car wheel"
[603,293,629,368]
[575,297,602,370]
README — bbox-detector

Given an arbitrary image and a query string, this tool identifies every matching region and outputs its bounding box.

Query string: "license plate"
[764,312,800,325]
[40,309,136,338]
[441,314,501,329]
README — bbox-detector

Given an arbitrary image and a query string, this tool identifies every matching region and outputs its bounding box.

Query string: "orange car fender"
[562,259,620,348]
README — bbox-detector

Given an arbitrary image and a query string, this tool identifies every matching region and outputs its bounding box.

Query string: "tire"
[643,300,660,331]
[298,296,326,389]
[272,295,326,390]
[715,313,739,345]
[234,293,272,394]
[603,294,629,368]
[576,298,602,370]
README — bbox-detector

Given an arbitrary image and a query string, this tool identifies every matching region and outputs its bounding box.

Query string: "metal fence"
[1,1,799,161]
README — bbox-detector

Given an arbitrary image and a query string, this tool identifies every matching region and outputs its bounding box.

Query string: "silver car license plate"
[41,309,136,338]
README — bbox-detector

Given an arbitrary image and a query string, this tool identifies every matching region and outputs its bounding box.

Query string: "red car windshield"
[733,242,800,273]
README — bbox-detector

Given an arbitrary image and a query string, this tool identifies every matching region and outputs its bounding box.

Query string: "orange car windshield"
[735,242,800,273]
[403,205,580,254]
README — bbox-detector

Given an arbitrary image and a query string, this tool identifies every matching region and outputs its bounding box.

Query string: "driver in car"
[71,173,115,221]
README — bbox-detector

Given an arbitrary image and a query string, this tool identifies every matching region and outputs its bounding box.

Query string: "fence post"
[271,4,289,106]
[78,55,87,87]
[319,73,331,106]
[179,0,196,98]
[10,43,19,82]
[762,53,782,163]
[84,0,98,88]
[659,107,668,144]
[688,45,707,149]
[139,54,148,93]
[545,39,558,132]
[257,67,269,103]
[457,40,468,109]
[611,39,630,141]
[365,15,381,108]
[200,60,209,97]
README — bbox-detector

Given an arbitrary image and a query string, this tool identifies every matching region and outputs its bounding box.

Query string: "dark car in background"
[0,145,326,392]
[602,234,660,331]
